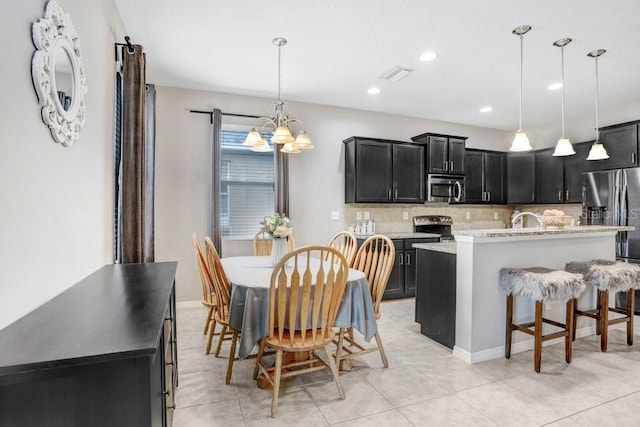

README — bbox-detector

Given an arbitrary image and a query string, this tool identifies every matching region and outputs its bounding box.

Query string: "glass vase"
[271,238,287,266]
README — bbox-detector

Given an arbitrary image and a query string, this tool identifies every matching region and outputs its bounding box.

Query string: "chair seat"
[565,260,640,292]
[265,329,335,351]
[499,267,586,303]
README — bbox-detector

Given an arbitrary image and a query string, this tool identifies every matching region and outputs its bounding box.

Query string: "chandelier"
[509,25,533,152]
[243,37,313,154]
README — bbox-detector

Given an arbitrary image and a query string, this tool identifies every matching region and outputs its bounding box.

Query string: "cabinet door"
[507,153,536,204]
[563,142,593,203]
[404,249,417,297]
[355,140,393,202]
[427,136,448,174]
[393,144,425,203]
[484,152,506,204]
[383,252,405,299]
[463,151,484,203]
[448,138,466,174]
[599,124,639,170]
[535,149,564,203]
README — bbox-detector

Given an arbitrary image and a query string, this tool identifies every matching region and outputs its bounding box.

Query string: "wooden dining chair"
[192,232,219,354]
[326,231,357,267]
[253,246,349,417]
[204,237,239,384]
[253,230,296,256]
[335,234,395,369]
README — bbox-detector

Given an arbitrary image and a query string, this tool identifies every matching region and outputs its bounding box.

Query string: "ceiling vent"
[380,66,414,82]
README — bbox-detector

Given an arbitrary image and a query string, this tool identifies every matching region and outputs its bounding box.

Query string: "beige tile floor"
[173,299,640,427]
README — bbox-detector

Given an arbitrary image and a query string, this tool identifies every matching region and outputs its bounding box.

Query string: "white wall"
[153,86,514,303]
[0,0,125,330]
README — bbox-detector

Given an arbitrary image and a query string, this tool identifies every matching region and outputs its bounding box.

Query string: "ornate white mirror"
[31,0,87,147]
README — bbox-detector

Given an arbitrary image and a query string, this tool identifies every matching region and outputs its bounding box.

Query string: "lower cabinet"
[415,249,456,349]
[357,237,439,300]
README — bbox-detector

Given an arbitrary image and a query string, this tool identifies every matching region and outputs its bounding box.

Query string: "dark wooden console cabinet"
[0,262,178,427]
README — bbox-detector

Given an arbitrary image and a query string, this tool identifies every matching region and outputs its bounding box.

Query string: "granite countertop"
[453,225,634,238]
[413,241,457,254]
[354,232,441,240]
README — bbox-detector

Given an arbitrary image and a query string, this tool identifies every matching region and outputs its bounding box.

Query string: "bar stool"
[565,259,639,352]
[499,267,586,372]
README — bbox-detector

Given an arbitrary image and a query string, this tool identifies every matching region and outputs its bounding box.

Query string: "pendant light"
[510,25,533,152]
[586,49,609,161]
[552,38,576,156]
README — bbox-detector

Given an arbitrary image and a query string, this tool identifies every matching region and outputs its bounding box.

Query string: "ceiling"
[114,0,640,133]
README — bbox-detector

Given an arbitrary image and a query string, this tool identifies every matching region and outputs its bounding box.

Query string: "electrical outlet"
[494,212,499,220]
[545,303,551,311]
[356,211,362,220]
[331,211,340,220]
[364,211,370,220]
[403,211,409,220]
[466,211,471,220]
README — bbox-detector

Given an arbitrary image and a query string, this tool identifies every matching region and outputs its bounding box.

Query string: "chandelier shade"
[509,25,533,152]
[245,37,313,154]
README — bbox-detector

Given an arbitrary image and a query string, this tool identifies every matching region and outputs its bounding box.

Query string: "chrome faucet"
[511,212,544,229]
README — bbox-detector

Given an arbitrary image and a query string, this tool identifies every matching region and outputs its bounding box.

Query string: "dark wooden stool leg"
[572,298,578,341]
[595,290,602,336]
[534,301,543,373]
[565,299,574,363]
[505,294,514,359]
[627,289,635,346]
[600,290,609,352]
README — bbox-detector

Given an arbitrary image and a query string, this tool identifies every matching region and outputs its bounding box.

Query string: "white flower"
[260,212,293,239]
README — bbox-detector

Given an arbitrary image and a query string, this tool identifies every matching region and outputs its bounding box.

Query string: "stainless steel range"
[413,215,453,241]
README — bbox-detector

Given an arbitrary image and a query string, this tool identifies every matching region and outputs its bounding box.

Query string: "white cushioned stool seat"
[499,267,586,303]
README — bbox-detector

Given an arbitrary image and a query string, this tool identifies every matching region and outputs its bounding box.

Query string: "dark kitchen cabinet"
[344,137,424,204]
[507,152,536,204]
[463,150,506,204]
[563,141,593,203]
[535,148,565,203]
[598,123,639,170]
[415,248,456,349]
[0,263,179,427]
[357,237,439,300]
[411,133,467,175]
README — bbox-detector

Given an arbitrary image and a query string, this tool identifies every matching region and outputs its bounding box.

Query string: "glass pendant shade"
[280,142,301,154]
[510,131,532,152]
[251,137,273,153]
[586,142,609,160]
[243,128,263,146]
[270,126,295,144]
[553,138,576,156]
[294,131,314,149]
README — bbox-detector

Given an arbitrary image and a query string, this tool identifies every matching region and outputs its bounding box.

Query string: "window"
[220,126,275,239]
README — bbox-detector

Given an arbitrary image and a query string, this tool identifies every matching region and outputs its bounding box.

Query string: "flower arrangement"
[260,213,293,239]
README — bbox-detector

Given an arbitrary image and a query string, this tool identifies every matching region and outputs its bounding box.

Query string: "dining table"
[220,255,378,359]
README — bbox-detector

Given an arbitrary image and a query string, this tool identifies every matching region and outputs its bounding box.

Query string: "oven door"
[427,175,464,202]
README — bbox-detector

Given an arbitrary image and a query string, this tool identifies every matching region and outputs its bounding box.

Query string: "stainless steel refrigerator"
[583,168,640,314]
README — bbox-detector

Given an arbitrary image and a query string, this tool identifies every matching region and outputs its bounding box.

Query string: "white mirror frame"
[31,1,87,147]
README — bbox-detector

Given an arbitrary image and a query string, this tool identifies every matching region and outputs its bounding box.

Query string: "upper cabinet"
[598,123,639,170]
[563,141,593,203]
[344,137,425,204]
[535,148,565,203]
[463,150,506,204]
[507,152,536,204]
[411,133,467,175]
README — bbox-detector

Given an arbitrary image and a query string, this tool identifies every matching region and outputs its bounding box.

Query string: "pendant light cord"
[594,56,599,142]
[277,42,282,102]
[519,32,523,132]
[560,45,565,138]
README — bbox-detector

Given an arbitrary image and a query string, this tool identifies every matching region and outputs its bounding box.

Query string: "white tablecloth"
[220,255,378,358]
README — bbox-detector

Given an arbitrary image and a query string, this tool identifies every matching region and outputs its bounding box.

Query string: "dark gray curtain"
[209,109,222,254]
[119,44,155,263]
[275,146,289,215]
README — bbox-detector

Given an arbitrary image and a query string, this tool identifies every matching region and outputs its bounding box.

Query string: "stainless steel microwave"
[427,175,464,202]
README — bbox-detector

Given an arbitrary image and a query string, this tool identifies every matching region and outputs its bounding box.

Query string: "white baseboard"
[453,325,597,364]
[177,300,202,309]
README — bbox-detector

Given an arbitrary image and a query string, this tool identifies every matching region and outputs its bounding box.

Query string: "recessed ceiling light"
[367,87,381,95]
[419,51,439,62]
[480,106,493,113]
[548,82,563,90]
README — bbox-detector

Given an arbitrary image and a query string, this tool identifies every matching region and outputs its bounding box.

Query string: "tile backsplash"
[344,203,583,234]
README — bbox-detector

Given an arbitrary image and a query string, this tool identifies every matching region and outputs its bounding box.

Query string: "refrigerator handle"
[620,171,629,257]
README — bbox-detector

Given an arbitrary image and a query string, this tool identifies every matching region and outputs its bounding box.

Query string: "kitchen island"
[428,226,632,364]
